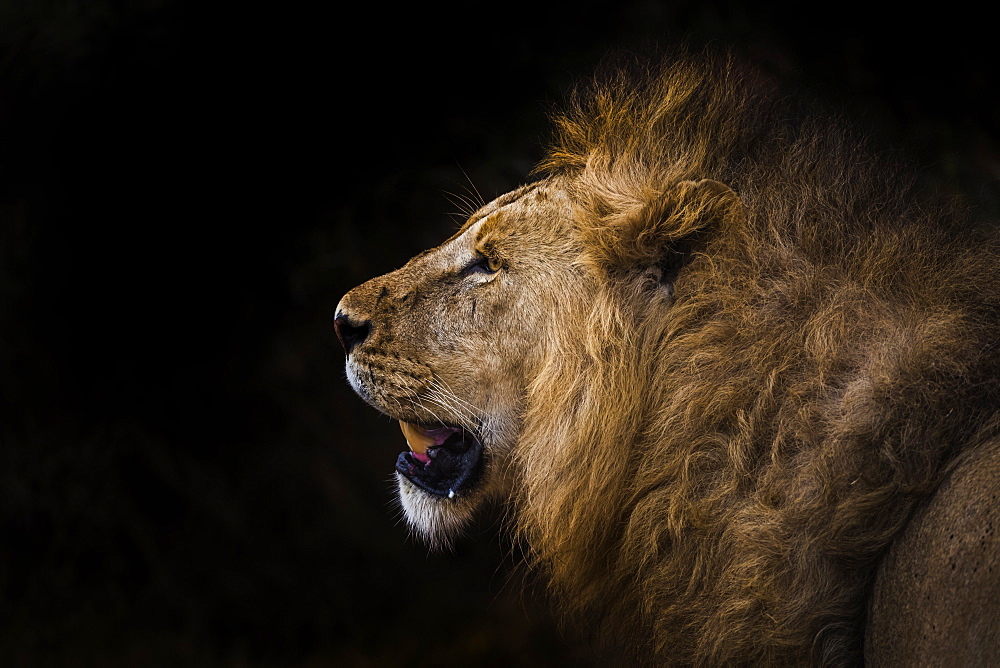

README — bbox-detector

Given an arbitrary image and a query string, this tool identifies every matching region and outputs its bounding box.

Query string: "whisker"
[431,376,483,415]
[423,383,485,434]
[427,377,499,439]
[455,163,487,209]
[442,190,480,221]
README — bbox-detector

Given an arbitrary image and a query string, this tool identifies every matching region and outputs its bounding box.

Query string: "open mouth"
[395,421,483,499]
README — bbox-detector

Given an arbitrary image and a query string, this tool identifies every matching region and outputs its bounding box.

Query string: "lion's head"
[335,179,592,546]
[335,52,1000,664]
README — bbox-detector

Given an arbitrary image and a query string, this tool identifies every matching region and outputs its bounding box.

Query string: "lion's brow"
[457,182,541,234]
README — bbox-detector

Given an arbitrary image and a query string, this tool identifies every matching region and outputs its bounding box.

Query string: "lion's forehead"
[466,182,544,227]
[424,185,553,264]
[459,180,569,234]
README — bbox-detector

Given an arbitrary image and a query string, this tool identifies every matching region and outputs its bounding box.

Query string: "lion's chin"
[396,474,483,550]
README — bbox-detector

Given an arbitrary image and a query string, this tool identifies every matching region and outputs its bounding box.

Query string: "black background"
[1,1,997,664]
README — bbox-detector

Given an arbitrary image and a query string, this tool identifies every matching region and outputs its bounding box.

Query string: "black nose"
[334,313,370,354]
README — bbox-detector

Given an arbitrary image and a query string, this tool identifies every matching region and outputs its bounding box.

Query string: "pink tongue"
[411,451,431,465]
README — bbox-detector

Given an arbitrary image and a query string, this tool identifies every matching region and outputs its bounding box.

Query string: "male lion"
[335,53,1000,664]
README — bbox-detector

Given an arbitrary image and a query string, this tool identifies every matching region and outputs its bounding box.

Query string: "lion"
[334,51,1000,664]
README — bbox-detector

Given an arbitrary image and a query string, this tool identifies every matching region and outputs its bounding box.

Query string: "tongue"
[399,421,457,464]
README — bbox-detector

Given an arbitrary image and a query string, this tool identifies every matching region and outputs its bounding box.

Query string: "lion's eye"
[464,252,503,275]
[485,254,503,272]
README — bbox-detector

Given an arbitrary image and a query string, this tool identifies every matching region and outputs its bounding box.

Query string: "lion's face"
[335,179,586,545]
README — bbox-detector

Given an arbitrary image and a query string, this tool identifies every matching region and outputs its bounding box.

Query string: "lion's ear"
[584,178,744,283]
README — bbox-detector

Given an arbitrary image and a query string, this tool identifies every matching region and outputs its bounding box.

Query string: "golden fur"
[338,51,1000,664]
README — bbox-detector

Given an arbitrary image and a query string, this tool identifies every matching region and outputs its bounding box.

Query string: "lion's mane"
[513,53,1000,664]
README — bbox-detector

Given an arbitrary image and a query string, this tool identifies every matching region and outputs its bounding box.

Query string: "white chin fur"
[396,473,480,550]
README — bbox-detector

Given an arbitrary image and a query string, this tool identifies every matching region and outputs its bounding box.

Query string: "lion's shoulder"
[868,434,1000,662]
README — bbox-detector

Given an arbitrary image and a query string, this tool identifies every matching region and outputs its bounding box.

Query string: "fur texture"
[521,53,1000,664]
[338,51,1000,664]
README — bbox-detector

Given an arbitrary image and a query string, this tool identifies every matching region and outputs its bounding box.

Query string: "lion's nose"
[334,312,371,354]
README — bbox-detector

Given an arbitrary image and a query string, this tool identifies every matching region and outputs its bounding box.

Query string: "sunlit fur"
[514,52,1000,664]
[340,51,1000,664]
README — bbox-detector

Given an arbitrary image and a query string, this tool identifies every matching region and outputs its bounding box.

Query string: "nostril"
[334,313,371,354]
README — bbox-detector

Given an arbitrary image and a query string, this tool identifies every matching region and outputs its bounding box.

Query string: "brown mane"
[513,52,1000,664]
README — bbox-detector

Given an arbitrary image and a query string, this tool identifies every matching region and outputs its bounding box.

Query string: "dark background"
[1,1,997,665]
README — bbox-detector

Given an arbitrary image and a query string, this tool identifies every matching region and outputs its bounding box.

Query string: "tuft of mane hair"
[515,51,1000,664]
